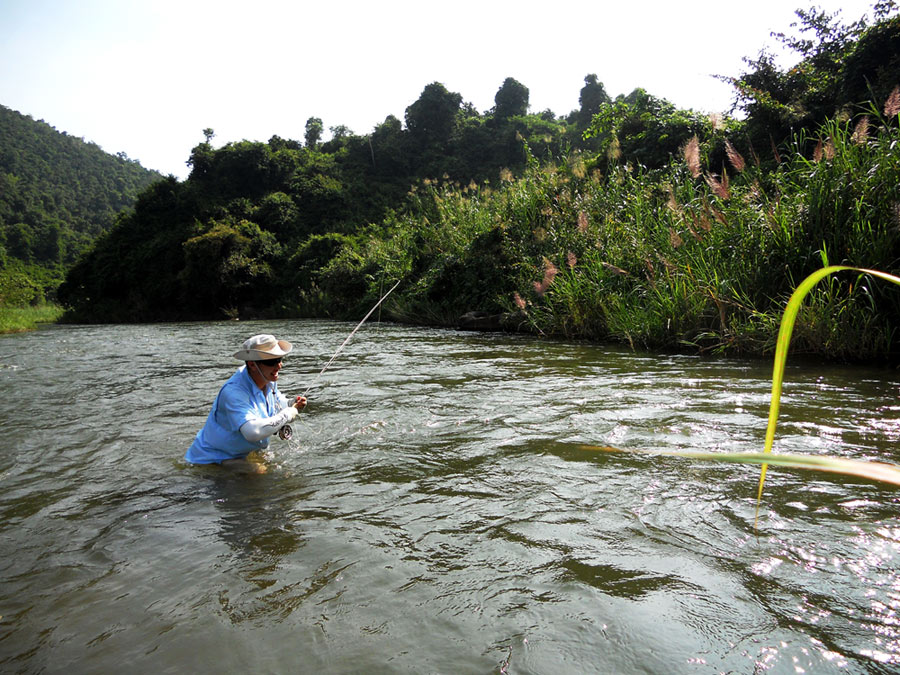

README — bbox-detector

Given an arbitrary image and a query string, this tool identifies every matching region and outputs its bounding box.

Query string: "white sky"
[0,0,883,179]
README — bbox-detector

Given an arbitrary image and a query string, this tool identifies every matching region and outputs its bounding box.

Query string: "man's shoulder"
[221,367,253,397]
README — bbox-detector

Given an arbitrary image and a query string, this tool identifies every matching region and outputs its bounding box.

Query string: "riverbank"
[52,107,900,364]
[284,114,900,364]
[0,304,64,334]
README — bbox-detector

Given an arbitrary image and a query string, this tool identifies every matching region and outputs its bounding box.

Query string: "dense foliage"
[384,110,900,360]
[56,75,595,321]
[54,3,900,359]
[0,105,162,305]
[727,2,900,153]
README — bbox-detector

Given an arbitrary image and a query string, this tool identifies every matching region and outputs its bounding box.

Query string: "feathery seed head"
[669,227,683,249]
[724,140,745,173]
[577,211,589,233]
[607,136,622,162]
[705,174,729,200]
[885,86,900,117]
[851,116,870,145]
[533,260,559,296]
[683,135,701,178]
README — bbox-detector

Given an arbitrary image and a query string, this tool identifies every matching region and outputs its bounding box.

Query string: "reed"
[754,265,900,519]
[724,139,746,173]
[581,265,900,527]
[885,85,900,117]
[326,109,900,362]
[683,135,701,178]
[581,445,900,488]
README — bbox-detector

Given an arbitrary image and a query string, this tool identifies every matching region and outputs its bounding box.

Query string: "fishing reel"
[278,424,293,441]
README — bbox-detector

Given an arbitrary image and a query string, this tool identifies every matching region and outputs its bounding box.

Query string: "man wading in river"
[185,334,307,473]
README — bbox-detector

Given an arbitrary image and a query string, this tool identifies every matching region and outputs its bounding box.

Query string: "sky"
[0,0,884,179]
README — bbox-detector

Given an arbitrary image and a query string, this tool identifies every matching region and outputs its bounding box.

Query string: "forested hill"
[0,104,163,303]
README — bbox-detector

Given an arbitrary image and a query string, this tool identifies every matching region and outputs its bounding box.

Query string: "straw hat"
[233,334,293,361]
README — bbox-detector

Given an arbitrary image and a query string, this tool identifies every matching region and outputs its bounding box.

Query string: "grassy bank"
[297,106,900,361]
[0,304,64,334]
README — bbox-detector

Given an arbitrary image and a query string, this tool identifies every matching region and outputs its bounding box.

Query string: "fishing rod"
[301,278,402,398]
[276,278,401,441]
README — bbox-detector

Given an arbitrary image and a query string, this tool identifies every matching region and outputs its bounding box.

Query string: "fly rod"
[301,278,402,398]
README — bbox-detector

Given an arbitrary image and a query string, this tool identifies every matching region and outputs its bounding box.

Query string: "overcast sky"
[0,0,884,179]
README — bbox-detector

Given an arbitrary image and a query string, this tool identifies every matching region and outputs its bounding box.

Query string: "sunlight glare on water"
[1,320,900,673]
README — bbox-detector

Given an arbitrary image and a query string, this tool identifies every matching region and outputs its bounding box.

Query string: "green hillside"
[0,104,163,306]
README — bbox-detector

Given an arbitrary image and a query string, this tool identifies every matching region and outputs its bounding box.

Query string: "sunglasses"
[257,357,283,367]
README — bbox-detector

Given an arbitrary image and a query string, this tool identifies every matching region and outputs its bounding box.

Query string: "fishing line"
[301,278,402,398]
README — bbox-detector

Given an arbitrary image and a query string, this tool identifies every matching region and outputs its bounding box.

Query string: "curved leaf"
[757,266,900,520]
[581,444,900,487]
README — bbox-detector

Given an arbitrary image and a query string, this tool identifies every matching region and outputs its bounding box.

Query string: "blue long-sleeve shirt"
[185,366,286,464]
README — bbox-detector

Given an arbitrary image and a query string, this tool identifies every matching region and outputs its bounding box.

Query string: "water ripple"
[2,322,900,672]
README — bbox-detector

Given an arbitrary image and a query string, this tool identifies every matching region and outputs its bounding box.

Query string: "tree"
[493,77,530,120]
[585,89,716,169]
[202,128,215,144]
[255,191,299,241]
[367,114,409,179]
[725,3,899,152]
[570,74,613,151]
[578,74,610,125]
[179,218,280,316]
[405,82,463,145]
[329,125,352,140]
[304,117,323,149]
[840,14,900,107]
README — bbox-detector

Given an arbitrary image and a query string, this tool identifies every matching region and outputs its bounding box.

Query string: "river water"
[1,320,900,673]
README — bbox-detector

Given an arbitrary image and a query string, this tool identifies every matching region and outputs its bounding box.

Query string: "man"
[186,334,307,473]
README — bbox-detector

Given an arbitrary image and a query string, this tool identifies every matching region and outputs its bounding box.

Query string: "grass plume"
[683,135,701,178]
[724,140,746,173]
[851,115,870,144]
[885,85,900,117]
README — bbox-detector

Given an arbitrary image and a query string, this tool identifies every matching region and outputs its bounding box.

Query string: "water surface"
[2,320,899,673]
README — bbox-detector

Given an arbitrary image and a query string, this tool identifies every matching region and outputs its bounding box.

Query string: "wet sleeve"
[240,406,298,442]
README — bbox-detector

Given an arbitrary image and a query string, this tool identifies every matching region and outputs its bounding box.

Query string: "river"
[1,320,899,673]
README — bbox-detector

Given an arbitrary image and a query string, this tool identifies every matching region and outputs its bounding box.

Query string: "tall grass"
[0,304,64,334]
[339,105,900,361]
[753,265,900,519]
[580,265,900,525]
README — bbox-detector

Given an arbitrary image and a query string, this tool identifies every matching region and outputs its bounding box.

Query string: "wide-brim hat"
[233,334,293,361]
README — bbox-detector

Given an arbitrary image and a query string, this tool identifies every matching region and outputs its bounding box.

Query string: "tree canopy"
[494,77,530,119]
[726,2,900,151]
